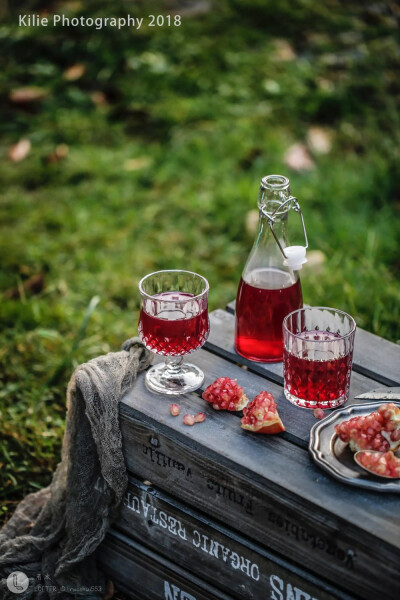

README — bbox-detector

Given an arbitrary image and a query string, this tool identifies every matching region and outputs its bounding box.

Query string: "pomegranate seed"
[183,414,195,426]
[194,412,206,423]
[392,429,400,441]
[170,403,180,416]
[313,408,326,420]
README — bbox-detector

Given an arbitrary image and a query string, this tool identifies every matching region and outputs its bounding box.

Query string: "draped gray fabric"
[0,339,152,599]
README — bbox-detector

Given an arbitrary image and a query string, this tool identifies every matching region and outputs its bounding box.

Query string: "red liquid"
[283,331,353,408]
[235,268,302,362]
[138,291,209,356]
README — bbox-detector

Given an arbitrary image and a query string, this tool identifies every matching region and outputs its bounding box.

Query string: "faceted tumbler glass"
[138,270,209,395]
[283,307,356,409]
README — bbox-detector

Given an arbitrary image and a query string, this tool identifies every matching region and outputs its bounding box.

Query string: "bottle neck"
[241,205,298,282]
[257,209,289,249]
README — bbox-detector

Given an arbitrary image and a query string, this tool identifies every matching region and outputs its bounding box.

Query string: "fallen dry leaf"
[44,144,69,165]
[272,39,296,61]
[284,143,315,172]
[124,157,152,171]
[63,63,85,81]
[91,91,108,106]
[8,139,31,162]
[8,138,31,162]
[307,126,332,155]
[317,77,335,93]
[55,143,69,158]
[9,86,47,104]
[176,1,211,17]
[4,273,45,300]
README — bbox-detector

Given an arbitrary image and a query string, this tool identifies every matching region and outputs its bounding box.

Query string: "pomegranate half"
[335,403,400,453]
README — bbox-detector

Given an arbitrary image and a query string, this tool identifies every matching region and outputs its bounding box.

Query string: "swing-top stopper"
[283,246,307,271]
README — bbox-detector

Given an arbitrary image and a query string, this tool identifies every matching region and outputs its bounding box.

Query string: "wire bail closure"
[261,196,308,266]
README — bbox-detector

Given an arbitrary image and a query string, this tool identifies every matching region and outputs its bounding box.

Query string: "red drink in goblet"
[139,291,209,356]
[138,271,209,395]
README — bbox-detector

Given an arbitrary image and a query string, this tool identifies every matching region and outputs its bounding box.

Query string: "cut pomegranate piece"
[335,403,400,452]
[355,451,400,478]
[241,391,285,434]
[202,377,248,411]
[170,403,180,416]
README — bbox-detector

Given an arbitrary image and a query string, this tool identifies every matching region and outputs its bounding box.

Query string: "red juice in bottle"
[235,268,302,362]
[283,330,353,408]
[138,291,209,356]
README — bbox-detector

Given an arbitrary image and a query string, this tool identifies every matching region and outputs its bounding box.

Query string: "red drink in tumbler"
[139,291,209,356]
[283,308,356,409]
[284,331,353,408]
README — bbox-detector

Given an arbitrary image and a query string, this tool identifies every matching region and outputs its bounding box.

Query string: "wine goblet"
[138,270,209,395]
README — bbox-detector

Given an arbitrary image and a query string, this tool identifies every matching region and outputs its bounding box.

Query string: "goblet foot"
[145,357,204,395]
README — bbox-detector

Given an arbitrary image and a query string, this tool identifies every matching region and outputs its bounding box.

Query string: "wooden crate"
[98,307,400,600]
[98,529,235,600]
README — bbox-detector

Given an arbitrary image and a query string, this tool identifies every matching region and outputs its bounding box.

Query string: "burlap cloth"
[0,338,152,599]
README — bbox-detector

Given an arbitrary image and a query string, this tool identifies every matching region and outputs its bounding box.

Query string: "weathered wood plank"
[119,378,400,600]
[225,301,400,386]
[352,328,400,386]
[113,476,357,600]
[98,529,235,600]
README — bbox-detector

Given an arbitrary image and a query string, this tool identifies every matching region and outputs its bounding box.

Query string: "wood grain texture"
[225,301,400,386]
[119,378,400,600]
[98,529,235,600]
[113,476,357,600]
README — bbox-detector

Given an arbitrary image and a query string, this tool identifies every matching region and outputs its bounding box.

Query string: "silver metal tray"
[309,401,400,493]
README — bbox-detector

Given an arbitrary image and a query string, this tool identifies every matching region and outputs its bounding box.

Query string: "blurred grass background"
[0,0,399,522]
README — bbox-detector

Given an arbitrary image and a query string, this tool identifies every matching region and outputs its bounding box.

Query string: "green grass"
[0,0,399,522]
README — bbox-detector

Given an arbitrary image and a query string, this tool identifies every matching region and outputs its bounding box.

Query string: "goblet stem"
[145,355,204,395]
[165,355,184,375]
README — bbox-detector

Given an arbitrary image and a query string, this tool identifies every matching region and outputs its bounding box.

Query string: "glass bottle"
[235,174,307,362]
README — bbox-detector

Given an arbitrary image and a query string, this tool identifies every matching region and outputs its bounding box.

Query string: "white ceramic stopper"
[283,246,307,270]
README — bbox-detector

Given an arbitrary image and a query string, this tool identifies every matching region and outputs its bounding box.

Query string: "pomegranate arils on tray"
[170,403,180,416]
[202,377,248,411]
[335,402,400,452]
[241,391,285,434]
